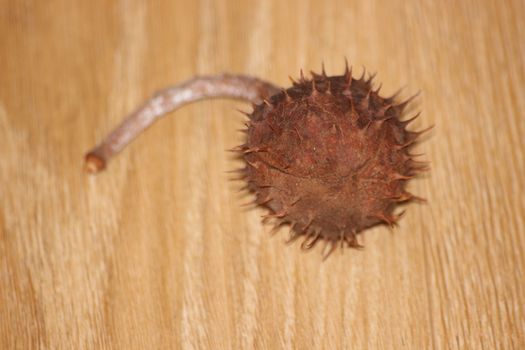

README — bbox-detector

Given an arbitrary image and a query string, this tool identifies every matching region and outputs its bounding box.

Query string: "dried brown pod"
[85,62,429,258]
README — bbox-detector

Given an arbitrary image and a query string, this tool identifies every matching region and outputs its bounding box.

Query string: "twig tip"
[85,152,106,174]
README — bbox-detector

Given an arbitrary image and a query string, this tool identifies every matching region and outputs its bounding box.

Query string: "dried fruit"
[239,67,430,256]
[85,63,429,257]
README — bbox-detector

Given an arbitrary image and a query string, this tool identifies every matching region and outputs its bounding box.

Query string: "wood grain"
[1,0,524,348]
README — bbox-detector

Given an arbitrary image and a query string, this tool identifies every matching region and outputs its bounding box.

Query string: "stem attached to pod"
[85,74,280,173]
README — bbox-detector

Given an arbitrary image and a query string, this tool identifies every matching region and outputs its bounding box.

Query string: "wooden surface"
[1,0,524,349]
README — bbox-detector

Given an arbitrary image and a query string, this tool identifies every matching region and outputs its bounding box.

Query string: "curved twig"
[85,74,281,173]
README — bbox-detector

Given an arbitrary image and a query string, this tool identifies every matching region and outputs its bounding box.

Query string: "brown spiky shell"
[237,67,427,253]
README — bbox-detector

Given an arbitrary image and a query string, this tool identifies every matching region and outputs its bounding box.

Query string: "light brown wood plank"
[1,0,524,348]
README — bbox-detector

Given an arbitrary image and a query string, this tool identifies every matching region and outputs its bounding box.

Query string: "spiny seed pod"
[239,67,429,256]
[85,62,429,258]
